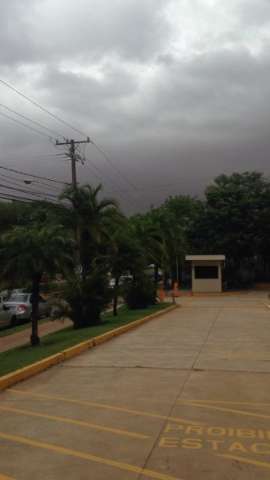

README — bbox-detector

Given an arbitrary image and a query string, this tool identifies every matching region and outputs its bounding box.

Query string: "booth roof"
[185,255,225,261]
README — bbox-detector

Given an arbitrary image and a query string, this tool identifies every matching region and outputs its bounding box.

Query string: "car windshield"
[8,294,29,303]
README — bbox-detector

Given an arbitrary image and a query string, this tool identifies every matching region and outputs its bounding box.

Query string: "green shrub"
[64,270,112,328]
[123,275,157,309]
[235,266,255,288]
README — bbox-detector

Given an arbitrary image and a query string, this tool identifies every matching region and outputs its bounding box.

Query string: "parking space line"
[182,305,266,309]
[219,454,270,471]
[10,388,202,425]
[179,399,270,408]
[0,405,149,440]
[178,401,270,420]
[0,431,183,480]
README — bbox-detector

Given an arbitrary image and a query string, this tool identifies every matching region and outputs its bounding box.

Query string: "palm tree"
[129,214,167,284]
[0,200,29,235]
[61,184,120,280]
[59,184,125,326]
[1,223,73,345]
[109,224,143,315]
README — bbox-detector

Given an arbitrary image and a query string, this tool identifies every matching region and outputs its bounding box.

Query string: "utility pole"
[56,138,90,270]
[56,137,90,188]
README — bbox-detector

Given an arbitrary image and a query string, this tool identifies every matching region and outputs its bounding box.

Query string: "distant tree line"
[141,171,270,289]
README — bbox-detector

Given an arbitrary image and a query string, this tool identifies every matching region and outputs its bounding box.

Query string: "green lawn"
[0,303,171,377]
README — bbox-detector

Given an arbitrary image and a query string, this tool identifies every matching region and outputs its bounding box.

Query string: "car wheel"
[11,316,17,327]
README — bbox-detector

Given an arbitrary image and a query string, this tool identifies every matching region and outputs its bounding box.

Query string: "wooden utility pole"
[56,138,90,188]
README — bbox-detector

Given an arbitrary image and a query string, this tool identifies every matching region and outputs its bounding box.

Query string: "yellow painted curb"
[0,304,178,392]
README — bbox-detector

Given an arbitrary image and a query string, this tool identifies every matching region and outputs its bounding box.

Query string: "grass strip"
[0,303,170,377]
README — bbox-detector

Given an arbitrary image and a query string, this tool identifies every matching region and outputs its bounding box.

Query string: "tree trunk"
[80,229,90,283]
[154,264,159,285]
[113,277,120,316]
[30,272,42,346]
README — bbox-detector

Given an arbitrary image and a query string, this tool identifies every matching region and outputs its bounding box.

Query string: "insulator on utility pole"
[55,137,90,189]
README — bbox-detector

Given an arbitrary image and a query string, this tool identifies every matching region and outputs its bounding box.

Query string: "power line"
[0,190,57,204]
[0,183,59,201]
[91,142,138,191]
[74,145,137,208]
[55,140,136,208]
[0,78,87,138]
[0,170,63,192]
[83,157,138,209]
[0,110,53,141]
[0,191,58,205]
[0,164,69,186]
[20,179,62,193]
[0,173,62,196]
[0,103,66,140]
[0,192,35,203]
[0,173,31,189]
[0,78,140,202]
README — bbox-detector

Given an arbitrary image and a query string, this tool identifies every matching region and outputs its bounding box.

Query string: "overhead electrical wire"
[0,78,138,201]
[76,147,137,208]
[0,103,66,140]
[0,78,87,138]
[83,157,138,209]
[0,190,59,205]
[0,192,37,203]
[0,190,58,204]
[91,142,138,191]
[0,164,69,186]
[20,179,62,193]
[0,110,54,141]
[0,183,59,201]
[0,170,63,192]
[0,173,62,197]
[0,191,61,205]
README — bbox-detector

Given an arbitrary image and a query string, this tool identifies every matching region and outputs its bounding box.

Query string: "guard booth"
[185,255,225,293]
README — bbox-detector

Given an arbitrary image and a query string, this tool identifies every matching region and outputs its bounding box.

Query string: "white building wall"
[192,261,222,293]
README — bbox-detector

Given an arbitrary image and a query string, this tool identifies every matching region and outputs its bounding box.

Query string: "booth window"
[195,266,218,279]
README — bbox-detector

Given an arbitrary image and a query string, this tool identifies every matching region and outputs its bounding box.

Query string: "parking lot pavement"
[0,292,270,479]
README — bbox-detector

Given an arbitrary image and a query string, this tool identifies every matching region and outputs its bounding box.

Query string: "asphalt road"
[0,291,270,480]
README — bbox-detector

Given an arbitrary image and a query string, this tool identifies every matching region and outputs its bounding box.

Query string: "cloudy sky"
[0,0,270,212]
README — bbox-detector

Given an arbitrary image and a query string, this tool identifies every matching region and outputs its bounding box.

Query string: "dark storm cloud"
[1,0,170,66]
[1,0,270,212]
[36,0,169,62]
[149,48,270,134]
[0,0,41,65]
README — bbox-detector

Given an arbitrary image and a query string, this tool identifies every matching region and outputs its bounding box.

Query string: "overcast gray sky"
[0,0,270,212]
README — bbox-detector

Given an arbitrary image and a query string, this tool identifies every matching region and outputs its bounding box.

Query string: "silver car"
[0,295,13,328]
[4,293,51,325]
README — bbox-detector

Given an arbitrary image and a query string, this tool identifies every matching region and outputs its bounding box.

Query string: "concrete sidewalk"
[0,292,270,479]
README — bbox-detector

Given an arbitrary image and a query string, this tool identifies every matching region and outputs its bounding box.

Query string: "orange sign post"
[157,287,166,302]
[173,282,180,297]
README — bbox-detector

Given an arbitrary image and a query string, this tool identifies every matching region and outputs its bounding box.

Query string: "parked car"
[0,295,13,328]
[0,288,26,301]
[3,293,51,325]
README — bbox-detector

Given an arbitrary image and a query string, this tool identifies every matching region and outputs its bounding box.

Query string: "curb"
[0,304,178,392]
